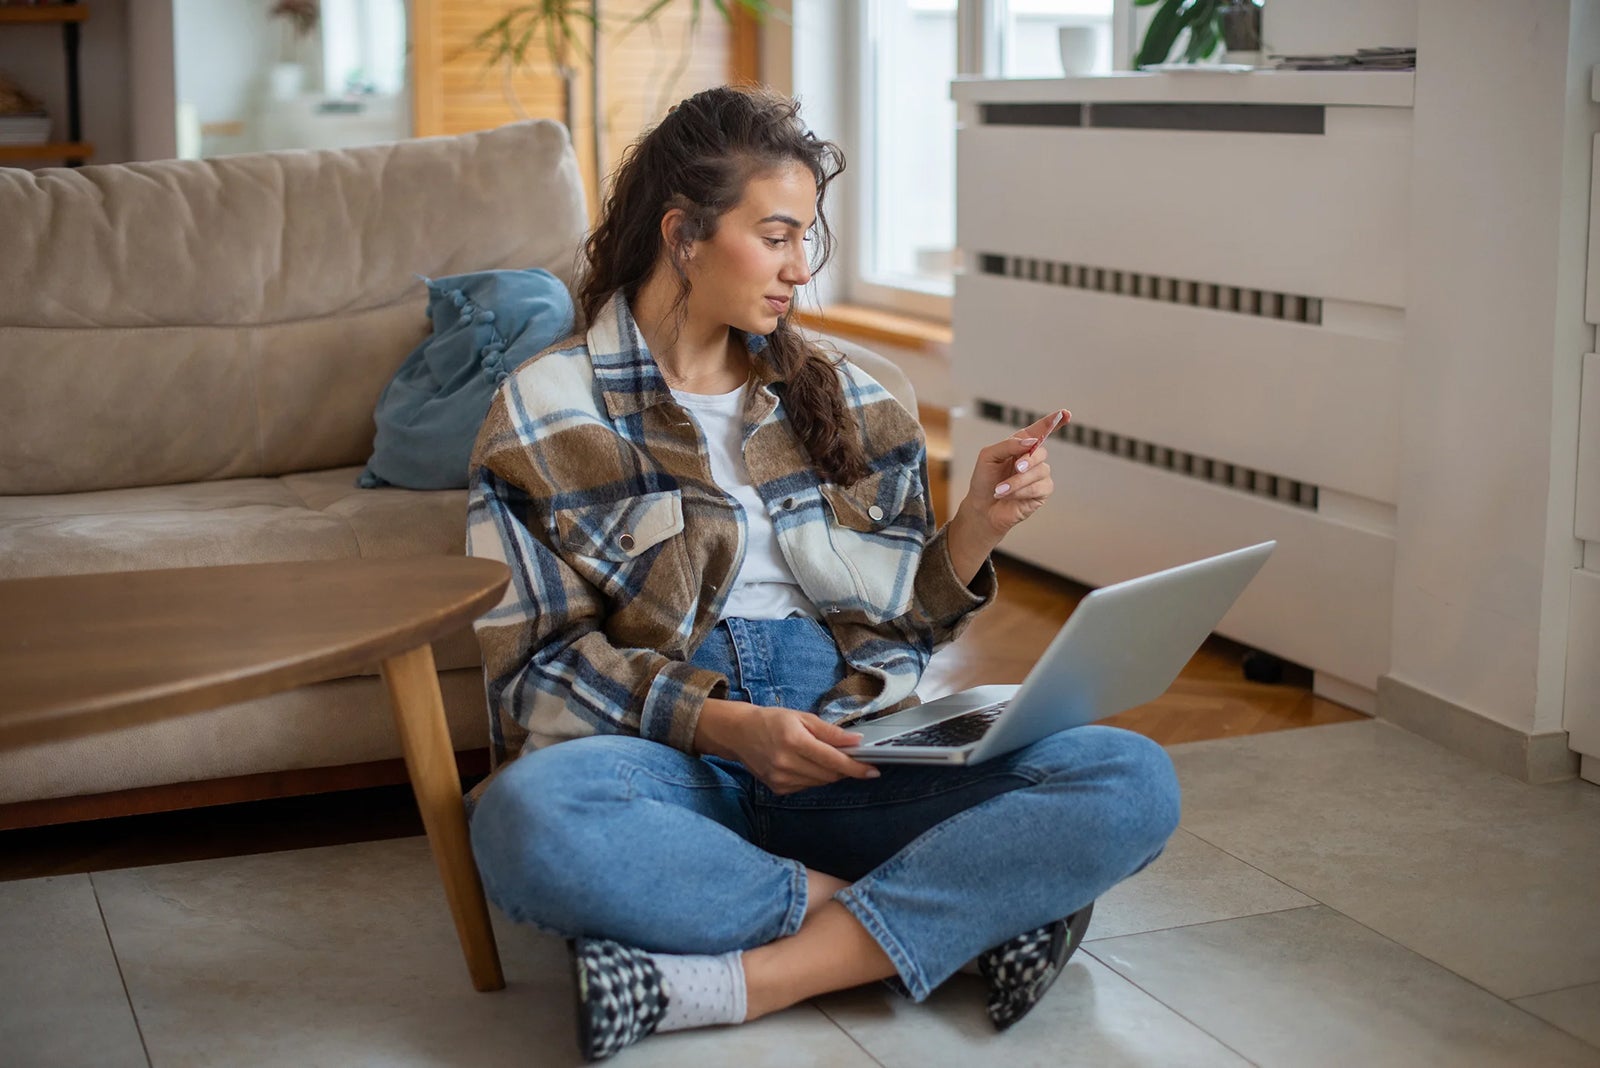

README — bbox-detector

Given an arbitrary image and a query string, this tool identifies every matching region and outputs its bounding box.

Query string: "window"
[794,0,1121,320]
[1004,0,1116,78]
[857,1,959,314]
[321,0,407,97]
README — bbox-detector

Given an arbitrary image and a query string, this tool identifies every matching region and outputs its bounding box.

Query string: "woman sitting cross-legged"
[464,84,1181,1062]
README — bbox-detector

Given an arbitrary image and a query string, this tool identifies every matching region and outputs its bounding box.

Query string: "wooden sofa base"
[0,749,491,831]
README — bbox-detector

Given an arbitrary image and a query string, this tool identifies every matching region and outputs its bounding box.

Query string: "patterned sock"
[977,902,1095,1031]
[652,950,748,1031]
[570,939,670,1062]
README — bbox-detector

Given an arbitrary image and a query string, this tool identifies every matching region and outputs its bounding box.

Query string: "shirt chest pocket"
[552,489,691,601]
[815,467,924,621]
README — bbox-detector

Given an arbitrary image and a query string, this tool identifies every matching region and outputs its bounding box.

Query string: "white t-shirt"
[670,383,819,620]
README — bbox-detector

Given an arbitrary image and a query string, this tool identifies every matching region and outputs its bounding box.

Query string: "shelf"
[0,5,87,24]
[0,141,92,161]
[952,70,1414,109]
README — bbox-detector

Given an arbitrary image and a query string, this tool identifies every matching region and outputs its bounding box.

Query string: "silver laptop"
[843,541,1276,765]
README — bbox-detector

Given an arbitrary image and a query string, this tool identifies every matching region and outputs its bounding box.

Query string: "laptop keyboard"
[877,703,1009,748]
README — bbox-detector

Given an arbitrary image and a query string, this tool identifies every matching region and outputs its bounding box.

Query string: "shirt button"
[783,497,796,510]
[868,505,885,522]
[619,533,635,551]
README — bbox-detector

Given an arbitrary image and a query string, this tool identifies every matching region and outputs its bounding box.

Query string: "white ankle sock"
[650,950,748,1032]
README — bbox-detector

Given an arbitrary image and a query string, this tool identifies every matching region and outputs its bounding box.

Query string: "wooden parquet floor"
[925,555,1365,747]
[921,406,1362,746]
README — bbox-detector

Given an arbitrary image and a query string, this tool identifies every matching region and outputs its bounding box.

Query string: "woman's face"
[683,162,818,337]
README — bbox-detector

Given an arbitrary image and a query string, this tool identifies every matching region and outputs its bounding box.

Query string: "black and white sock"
[977,902,1095,1031]
[571,939,747,1062]
[571,939,670,1062]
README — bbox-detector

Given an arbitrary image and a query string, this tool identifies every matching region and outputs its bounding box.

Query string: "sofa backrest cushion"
[0,120,587,496]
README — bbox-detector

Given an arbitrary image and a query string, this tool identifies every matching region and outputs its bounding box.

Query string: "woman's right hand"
[694,698,881,795]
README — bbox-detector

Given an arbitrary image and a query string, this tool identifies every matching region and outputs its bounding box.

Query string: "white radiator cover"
[952,74,1413,699]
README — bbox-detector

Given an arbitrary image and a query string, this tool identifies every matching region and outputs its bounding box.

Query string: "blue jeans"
[469,617,1181,1000]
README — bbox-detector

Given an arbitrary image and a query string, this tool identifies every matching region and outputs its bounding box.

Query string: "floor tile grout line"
[1082,901,1314,945]
[1512,977,1600,1002]
[808,997,892,1067]
[1526,1017,1600,1056]
[1170,826,1600,1011]
[1080,945,1264,1067]
[88,871,155,1068]
[1092,902,1600,1054]
[1088,903,1324,949]
[1170,824,1332,906]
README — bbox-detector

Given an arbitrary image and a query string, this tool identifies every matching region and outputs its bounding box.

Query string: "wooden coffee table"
[0,556,512,992]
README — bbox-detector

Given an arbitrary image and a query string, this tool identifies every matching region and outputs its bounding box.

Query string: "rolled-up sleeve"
[913,521,997,644]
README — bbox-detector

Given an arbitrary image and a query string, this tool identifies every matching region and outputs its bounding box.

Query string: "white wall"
[1261,0,1418,57]
[128,0,176,162]
[173,0,310,128]
[0,0,130,163]
[1390,0,1599,735]
[787,0,850,312]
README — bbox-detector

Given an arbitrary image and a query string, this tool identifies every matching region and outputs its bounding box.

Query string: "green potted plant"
[470,1,782,199]
[1134,0,1263,69]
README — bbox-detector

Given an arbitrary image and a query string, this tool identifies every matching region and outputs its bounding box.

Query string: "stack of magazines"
[0,74,49,145]
[1269,47,1416,71]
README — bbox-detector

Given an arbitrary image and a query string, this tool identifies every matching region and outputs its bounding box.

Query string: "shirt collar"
[589,289,779,419]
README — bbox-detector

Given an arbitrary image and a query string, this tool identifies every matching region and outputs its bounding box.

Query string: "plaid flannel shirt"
[466,290,997,764]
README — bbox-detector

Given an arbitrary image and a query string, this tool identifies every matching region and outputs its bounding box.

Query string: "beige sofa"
[0,121,913,822]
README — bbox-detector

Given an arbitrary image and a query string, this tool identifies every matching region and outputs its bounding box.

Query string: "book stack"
[0,73,48,144]
[1269,47,1416,72]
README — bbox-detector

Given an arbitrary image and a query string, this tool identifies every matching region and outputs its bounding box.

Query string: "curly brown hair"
[575,84,870,486]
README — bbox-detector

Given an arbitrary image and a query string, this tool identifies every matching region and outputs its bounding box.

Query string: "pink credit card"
[1024,410,1068,459]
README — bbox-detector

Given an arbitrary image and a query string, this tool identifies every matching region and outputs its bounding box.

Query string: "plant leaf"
[733,0,788,23]
[1184,15,1220,62]
[1135,0,1186,67]
[1189,0,1223,61]
[630,0,673,27]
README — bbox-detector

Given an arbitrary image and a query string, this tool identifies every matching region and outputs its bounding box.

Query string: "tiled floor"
[5,719,1599,1067]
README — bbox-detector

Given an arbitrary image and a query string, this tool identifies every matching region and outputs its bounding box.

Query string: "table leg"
[380,643,505,992]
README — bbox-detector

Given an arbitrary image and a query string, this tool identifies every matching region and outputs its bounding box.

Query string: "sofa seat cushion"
[0,466,479,673]
[279,468,469,560]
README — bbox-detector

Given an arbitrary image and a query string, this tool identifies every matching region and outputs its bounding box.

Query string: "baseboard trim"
[1376,676,1579,784]
[1313,671,1377,715]
[0,749,491,831]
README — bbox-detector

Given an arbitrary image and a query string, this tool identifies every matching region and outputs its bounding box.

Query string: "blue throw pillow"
[358,268,575,490]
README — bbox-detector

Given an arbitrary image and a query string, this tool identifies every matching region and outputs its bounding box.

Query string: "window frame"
[792,0,1138,323]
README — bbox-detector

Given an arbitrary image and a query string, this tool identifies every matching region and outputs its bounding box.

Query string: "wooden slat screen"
[414,1,751,221]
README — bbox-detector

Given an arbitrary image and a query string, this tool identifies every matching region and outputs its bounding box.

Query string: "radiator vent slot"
[977,254,1323,325]
[980,102,1324,135]
[975,400,1320,511]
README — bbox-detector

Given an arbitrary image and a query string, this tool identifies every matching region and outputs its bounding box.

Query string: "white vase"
[269,62,306,102]
[1058,25,1097,77]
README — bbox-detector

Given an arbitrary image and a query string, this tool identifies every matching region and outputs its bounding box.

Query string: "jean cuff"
[778,858,810,940]
[835,886,929,1001]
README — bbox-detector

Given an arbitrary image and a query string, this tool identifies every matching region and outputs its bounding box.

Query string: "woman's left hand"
[960,410,1066,540]
[944,410,1067,584]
